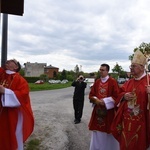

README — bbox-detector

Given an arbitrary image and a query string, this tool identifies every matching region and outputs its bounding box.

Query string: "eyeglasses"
[129,65,142,69]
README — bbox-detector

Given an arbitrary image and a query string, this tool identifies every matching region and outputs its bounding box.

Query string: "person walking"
[111,50,150,150]
[71,75,87,124]
[88,63,120,150]
[0,59,34,150]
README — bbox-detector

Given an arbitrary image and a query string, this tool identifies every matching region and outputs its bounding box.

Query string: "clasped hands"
[124,85,150,101]
[90,96,105,106]
[95,98,105,105]
[124,92,135,101]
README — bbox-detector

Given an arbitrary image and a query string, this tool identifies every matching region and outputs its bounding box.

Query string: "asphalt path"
[25,83,150,150]
[25,83,93,150]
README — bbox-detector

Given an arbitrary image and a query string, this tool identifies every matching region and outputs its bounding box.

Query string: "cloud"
[0,0,150,72]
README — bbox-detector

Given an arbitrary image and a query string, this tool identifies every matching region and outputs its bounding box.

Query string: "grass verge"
[29,82,72,91]
[25,139,40,150]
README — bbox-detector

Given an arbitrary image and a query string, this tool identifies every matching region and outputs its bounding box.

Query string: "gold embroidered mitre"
[132,50,146,66]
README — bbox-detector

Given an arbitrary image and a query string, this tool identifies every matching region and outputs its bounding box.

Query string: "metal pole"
[0,0,1,20]
[1,13,8,67]
[0,0,1,61]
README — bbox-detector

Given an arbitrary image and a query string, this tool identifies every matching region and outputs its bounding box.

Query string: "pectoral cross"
[100,88,106,94]
[128,88,137,109]
[0,80,9,87]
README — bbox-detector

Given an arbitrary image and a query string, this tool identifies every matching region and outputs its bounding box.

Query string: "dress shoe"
[74,120,80,124]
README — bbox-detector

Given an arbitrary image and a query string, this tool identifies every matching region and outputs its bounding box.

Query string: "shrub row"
[23,77,40,83]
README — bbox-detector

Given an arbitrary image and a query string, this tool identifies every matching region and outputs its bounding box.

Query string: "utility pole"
[1,13,8,67]
[0,0,1,38]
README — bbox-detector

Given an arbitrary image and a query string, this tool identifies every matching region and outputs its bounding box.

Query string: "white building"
[24,62,46,77]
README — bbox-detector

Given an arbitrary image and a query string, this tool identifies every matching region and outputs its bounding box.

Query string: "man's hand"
[0,85,5,94]
[124,92,136,101]
[95,99,105,105]
[90,96,105,105]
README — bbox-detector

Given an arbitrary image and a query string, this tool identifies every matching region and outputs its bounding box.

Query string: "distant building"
[44,65,59,78]
[24,62,46,77]
[24,62,59,78]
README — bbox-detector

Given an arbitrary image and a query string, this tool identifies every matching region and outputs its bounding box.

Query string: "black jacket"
[71,80,87,100]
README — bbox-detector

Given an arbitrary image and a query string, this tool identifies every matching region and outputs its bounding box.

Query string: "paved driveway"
[25,84,150,150]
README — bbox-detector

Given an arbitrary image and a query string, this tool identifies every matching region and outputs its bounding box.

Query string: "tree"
[66,74,74,81]
[112,62,125,79]
[129,42,150,61]
[74,65,79,73]
[40,74,48,82]
[60,69,67,80]
[129,42,150,72]
[53,71,57,79]
[74,64,80,78]
[19,68,25,76]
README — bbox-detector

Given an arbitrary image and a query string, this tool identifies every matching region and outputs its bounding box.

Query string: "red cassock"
[88,77,119,133]
[0,68,34,150]
[111,76,150,150]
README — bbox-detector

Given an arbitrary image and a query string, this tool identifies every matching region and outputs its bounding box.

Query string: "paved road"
[25,84,150,150]
[25,84,92,150]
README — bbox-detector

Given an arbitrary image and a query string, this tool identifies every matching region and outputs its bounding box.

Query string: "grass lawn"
[28,82,72,91]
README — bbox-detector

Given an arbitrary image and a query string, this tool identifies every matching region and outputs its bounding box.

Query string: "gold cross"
[0,80,9,87]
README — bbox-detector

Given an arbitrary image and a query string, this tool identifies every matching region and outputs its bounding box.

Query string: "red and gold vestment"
[111,76,150,150]
[89,77,119,133]
[0,68,34,150]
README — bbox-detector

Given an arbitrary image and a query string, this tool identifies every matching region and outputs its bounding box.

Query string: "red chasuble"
[0,68,34,150]
[88,77,119,133]
[111,76,150,150]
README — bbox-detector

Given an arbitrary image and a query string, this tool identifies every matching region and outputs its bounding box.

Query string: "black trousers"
[73,99,84,121]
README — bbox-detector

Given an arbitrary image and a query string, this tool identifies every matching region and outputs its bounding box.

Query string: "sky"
[1,0,150,73]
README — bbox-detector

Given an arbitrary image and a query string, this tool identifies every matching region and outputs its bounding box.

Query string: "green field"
[28,82,72,91]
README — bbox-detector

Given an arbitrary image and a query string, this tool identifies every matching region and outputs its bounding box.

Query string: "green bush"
[24,77,40,83]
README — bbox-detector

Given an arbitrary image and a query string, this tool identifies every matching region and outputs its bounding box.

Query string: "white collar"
[100,75,109,83]
[6,70,16,74]
[134,72,146,80]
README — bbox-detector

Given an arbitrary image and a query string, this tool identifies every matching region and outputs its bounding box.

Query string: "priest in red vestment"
[111,50,150,150]
[0,59,34,150]
[88,63,120,150]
